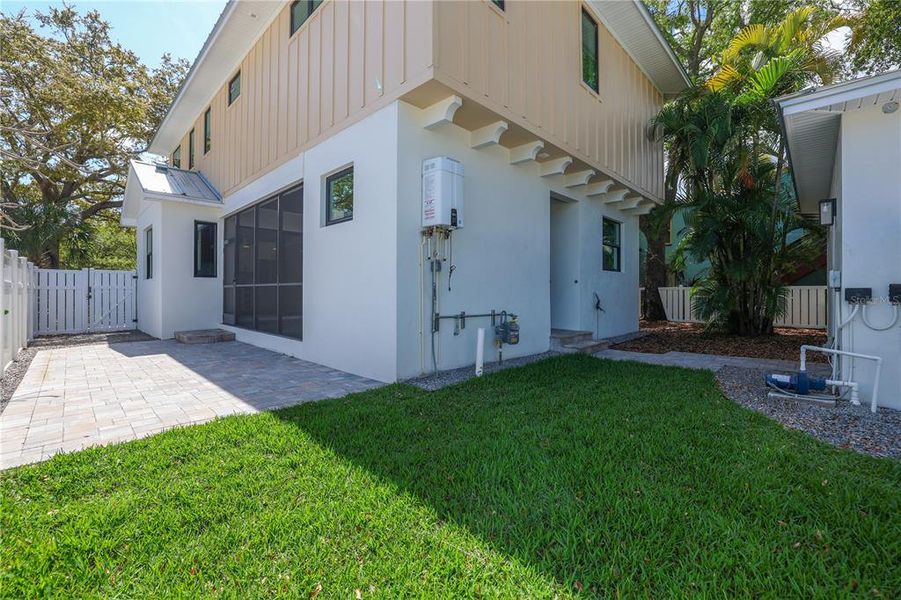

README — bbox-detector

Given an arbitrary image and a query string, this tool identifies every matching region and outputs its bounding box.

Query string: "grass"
[2,355,899,597]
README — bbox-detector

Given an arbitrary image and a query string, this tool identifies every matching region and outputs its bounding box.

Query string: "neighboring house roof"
[775,69,901,214]
[121,160,222,226]
[149,0,689,156]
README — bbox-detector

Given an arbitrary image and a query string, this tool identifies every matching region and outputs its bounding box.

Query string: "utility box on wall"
[422,157,464,228]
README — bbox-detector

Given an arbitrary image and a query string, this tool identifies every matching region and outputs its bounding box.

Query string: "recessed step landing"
[550,329,609,354]
[174,329,236,344]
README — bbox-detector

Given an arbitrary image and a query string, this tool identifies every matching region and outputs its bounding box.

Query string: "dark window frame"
[325,166,354,226]
[223,184,304,340]
[203,107,212,154]
[581,7,599,93]
[290,0,323,36]
[188,128,195,169]
[228,71,241,105]
[145,227,153,279]
[172,145,181,169]
[491,0,505,10]
[193,220,218,278]
[602,217,621,272]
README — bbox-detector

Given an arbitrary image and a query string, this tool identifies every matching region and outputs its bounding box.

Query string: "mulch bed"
[0,331,155,414]
[613,320,828,362]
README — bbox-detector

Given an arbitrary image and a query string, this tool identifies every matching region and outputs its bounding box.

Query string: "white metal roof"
[150,0,689,155]
[776,70,901,213]
[121,160,222,227]
[129,160,221,202]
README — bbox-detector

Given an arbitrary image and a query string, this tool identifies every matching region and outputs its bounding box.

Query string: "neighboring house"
[776,69,901,410]
[122,0,688,383]
[651,207,827,286]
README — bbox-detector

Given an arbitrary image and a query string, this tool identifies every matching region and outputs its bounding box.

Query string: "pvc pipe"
[861,304,899,332]
[475,328,485,376]
[800,345,882,413]
[824,379,859,404]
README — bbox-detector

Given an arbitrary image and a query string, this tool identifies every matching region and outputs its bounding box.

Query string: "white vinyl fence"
[34,268,136,335]
[0,237,137,375]
[659,285,828,329]
[0,239,36,374]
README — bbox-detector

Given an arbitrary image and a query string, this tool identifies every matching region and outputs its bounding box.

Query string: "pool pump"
[765,372,828,394]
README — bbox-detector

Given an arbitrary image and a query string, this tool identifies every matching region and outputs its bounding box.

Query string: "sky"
[1,0,227,67]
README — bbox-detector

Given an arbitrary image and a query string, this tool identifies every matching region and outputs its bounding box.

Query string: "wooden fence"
[658,285,828,329]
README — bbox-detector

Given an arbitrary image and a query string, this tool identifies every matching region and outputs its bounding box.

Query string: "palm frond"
[706,64,741,91]
[722,24,768,63]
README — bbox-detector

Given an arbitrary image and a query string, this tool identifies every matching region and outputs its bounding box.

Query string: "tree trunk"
[640,209,669,321]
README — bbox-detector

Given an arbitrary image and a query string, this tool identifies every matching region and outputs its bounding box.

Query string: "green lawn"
[2,355,899,597]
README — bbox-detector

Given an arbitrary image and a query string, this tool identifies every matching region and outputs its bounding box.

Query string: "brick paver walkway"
[0,340,380,469]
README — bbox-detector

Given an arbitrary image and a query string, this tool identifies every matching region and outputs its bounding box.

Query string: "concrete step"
[550,329,594,351]
[174,329,236,344]
[561,339,610,354]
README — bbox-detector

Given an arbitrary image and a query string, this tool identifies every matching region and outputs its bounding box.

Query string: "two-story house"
[122,0,688,382]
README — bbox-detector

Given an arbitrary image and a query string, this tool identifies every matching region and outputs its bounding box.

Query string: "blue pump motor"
[765,371,827,395]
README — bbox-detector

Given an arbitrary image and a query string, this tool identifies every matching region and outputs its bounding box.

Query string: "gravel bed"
[0,331,156,414]
[406,351,560,391]
[716,365,901,460]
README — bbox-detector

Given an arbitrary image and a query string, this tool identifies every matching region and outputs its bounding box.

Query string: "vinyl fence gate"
[34,269,137,335]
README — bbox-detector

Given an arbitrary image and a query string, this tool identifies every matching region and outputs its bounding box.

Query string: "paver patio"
[0,340,379,469]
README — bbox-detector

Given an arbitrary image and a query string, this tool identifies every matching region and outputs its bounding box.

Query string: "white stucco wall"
[159,202,223,338]
[146,100,643,383]
[832,103,901,409]
[394,101,640,379]
[218,102,400,383]
[136,201,162,338]
[135,199,222,339]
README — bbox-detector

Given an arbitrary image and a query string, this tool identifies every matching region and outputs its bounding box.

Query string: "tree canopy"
[0,6,188,267]
[650,7,850,335]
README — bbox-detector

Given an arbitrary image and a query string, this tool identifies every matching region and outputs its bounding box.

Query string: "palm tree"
[649,6,845,335]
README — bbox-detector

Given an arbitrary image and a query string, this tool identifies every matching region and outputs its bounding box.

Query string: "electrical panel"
[889,284,901,305]
[844,287,872,304]
[422,157,464,229]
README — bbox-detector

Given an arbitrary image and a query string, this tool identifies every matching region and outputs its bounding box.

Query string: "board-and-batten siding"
[433,0,664,200]
[174,0,663,201]
[176,0,434,197]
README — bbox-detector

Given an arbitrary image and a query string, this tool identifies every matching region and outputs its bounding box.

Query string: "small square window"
[602,217,621,272]
[228,72,241,105]
[325,167,354,225]
[290,0,323,36]
[145,227,153,279]
[194,221,217,277]
[188,129,195,169]
[203,108,211,154]
[581,8,599,92]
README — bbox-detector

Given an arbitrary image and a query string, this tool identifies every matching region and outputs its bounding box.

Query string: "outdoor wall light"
[819,198,836,226]
[883,101,899,114]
